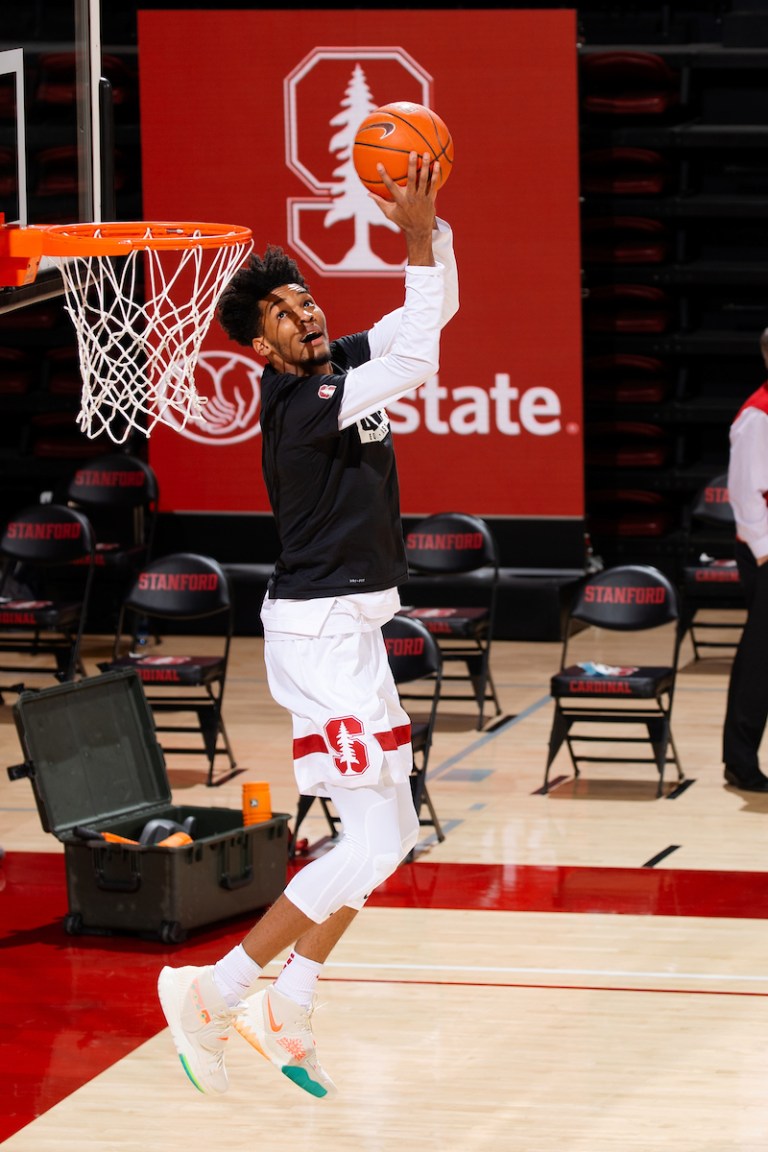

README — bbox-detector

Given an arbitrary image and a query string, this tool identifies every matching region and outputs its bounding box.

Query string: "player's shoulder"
[331,330,371,370]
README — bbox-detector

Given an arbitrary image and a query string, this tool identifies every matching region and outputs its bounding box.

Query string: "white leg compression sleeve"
[284,779,419,923]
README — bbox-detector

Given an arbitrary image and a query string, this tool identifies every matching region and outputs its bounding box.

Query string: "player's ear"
[252,336,269,357]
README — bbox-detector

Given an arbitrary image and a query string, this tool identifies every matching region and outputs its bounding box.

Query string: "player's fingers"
[415,151,432,193]
[376,162,401,200]
[428,159,442,200]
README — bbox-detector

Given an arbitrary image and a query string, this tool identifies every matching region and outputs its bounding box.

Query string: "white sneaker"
[157,965,234,1094]
[234,985,337,1098]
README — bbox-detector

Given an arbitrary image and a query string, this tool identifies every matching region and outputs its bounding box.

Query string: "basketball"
[353,102,454,200]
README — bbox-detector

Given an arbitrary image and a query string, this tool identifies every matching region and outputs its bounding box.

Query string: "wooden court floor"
[2,619,768,1151]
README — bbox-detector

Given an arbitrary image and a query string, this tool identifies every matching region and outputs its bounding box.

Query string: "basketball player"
[722,329,768,792]
[157,151,458,1098]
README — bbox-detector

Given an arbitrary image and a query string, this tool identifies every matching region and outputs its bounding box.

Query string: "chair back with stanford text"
[0,503,95,692]
[543,564,684,798]
[97,552,240,786]
[399,512,502,730]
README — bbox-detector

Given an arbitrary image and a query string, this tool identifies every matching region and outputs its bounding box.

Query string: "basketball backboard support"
[0,0,106,314]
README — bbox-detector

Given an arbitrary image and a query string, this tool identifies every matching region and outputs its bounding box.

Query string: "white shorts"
[263,627,413,796]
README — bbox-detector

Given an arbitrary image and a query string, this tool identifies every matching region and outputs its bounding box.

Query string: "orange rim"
[37,220,253,257]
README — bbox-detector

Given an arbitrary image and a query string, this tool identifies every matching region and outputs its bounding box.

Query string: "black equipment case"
[10,668,289,943]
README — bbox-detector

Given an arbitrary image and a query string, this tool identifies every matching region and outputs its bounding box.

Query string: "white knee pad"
[368,849,401,889]
[284,783,415,922]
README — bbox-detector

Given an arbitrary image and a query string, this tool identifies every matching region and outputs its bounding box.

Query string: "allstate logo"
[285,47,433,277]
[164,350,262,445]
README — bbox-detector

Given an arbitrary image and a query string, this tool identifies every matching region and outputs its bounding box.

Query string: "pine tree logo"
[285,48,433,277]
[325,715,370,775]
[323,63,398,269]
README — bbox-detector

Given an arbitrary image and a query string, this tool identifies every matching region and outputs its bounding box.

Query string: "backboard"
[0,0,106,314]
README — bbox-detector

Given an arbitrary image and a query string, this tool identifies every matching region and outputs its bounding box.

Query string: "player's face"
[254,284,332,375]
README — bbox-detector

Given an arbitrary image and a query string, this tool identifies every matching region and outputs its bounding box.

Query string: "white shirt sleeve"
[364,217,459,361]
[337,219,457,429]
[728,405,768,559]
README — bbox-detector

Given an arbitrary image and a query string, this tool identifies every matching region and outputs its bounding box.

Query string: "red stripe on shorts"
[293,734,327,760]
[376,723,412,751]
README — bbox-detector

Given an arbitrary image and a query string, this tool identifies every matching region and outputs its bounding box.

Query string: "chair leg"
[667,730,685,782]
[467,653,501,729]
[646,716,671,797]
[197,705,238,786]
[544,706,572,792]
[410,768,445,842]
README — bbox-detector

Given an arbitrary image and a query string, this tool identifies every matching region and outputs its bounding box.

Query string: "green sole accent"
[179,1053,205,1093]
[281,1065,328,1098]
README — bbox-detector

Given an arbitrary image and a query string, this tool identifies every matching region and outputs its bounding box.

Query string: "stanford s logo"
[325,716,370,775]
[284,47,435,276]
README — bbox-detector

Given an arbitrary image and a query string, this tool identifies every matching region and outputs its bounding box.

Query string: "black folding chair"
[680,473,745,660]
[66,452,159,630]
[399,511,502,729]
[543,564,684,798]
[0,503,96,695]
[98,552,240,786]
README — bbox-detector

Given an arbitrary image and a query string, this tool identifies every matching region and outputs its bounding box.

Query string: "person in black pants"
[722,330,768,792]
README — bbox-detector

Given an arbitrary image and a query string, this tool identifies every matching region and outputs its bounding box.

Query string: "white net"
[52,227,253,442]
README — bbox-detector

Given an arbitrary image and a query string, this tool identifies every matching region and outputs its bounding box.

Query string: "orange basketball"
[353,102,454,200]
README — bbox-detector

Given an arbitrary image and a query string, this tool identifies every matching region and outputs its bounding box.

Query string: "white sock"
[212,943,263,1007]
[273,950,323,1009]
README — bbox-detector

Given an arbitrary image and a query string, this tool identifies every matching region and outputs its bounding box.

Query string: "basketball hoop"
[0,220,253,442]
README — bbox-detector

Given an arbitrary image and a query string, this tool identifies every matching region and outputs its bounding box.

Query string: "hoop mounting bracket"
[0,218,44,287]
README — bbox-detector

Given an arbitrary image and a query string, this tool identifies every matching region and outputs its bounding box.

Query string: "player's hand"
[368,152,438,265]
[370,152,439,225]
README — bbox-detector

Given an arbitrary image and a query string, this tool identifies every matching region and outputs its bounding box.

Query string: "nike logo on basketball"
[368,120,396,138]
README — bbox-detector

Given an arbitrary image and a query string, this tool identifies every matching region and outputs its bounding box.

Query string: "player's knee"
[369,850,401,889]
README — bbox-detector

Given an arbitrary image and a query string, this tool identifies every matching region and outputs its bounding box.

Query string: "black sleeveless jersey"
[260,330,408,600]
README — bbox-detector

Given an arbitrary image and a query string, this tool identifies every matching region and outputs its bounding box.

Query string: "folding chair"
[66,452,159,572]
[0,503,96,695]
[399,511,502,729]
[97,552,240,787]
[290,616,446,859]
[67,452,160,634]
[680,473,745,660]
[543,564,684,798]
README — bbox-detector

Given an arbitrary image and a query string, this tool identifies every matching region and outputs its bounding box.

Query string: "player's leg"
[233,777,416,1096]
[158,625,416,1097]
[723,543,768,788]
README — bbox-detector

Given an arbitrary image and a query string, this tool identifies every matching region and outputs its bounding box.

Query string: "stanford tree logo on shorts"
[325,716,370,775]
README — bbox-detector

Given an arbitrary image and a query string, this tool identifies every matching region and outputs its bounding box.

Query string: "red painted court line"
[318,975,768,998]
[366,860,768,920]
[4,850,768,1140]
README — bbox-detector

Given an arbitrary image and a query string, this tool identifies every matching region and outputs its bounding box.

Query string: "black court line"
[642,845,681,868]
[665,778,696,799]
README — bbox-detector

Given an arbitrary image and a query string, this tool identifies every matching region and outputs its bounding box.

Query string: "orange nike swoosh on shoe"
[267,999,284,1033]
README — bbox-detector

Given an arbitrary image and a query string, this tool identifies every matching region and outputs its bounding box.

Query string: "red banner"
[138,9,583,518]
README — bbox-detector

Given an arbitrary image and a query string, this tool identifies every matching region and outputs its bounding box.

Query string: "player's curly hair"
[216,245,309,346]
